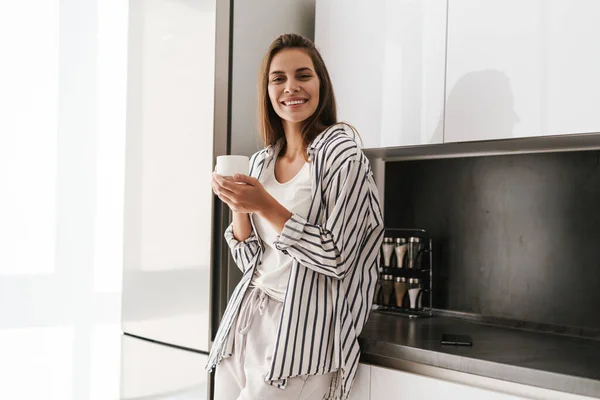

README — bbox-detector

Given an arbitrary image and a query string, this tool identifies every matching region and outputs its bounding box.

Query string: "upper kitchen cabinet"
[445,0,600,143]
[315,0,447,149]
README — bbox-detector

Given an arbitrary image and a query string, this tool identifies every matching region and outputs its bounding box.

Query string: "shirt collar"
[265,124,351,161]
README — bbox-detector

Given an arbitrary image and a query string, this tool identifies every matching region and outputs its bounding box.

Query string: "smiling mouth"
[281,99,308,106]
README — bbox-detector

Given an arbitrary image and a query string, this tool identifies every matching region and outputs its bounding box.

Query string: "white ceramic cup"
[216,155,249,177]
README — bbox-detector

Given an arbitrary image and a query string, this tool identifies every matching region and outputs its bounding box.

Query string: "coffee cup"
[216,155,249,177]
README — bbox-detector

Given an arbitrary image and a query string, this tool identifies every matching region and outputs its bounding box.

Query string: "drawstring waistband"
[237,286,269,335]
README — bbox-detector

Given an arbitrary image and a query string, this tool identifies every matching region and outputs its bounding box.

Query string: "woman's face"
[268,48,320,125]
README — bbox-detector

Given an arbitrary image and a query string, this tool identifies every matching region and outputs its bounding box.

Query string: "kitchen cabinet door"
[120,335,209,399]
[348,363,371,400]
[315,0,447,149]
[445,0,600,143]
[370,365,525,400]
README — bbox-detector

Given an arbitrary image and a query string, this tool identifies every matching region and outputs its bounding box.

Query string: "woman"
[207,33,384,400]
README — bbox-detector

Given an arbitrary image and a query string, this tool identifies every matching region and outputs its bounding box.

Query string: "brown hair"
[257,33,337,159]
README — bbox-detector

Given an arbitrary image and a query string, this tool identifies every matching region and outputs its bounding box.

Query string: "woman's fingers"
[215,182,234,202]
[211,180,222,196]
[211,177,222,194]
[232,174,257,186]
[212,174,236,197]
[213,173,239,192]
[213,173,249,212]
[218,192,233,205]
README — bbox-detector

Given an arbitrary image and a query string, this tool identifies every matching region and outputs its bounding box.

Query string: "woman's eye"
[299,74,311,80]
[271,77,283,83]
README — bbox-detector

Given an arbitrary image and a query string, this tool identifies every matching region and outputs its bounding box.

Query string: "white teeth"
[284,99,306,106]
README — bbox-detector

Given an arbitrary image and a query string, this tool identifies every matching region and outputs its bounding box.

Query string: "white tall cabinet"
[444,0,600,143]
[315,0,447,148]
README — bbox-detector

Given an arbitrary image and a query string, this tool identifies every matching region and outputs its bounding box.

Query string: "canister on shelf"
[380,274,395,306]
[406,237,424,269]
[382,237,394,267]
[394,237,408,269]
[393,276,408,308]
[408,278,424,310]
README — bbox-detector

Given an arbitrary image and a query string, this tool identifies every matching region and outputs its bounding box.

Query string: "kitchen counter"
[358,311,600,398]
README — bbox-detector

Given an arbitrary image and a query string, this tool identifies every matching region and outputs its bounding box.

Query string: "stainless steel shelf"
[363,132,600,161]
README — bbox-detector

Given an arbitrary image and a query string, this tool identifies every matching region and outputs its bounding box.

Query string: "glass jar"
[408,278,423,310]
[382,237,394,267]
[406,237,423,269]
[393,276,408,308]
[394,237,408,269]
[380,274,394,306]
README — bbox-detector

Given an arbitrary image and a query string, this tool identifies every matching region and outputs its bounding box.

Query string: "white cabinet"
[315,0,447,149]
[120,335,209,399]
[370,365,525,400]
[445,0,600,143]
[349,363,371,400]
[317,0,600,149]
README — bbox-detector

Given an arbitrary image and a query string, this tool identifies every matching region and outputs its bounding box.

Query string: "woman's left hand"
[212,172,273,214]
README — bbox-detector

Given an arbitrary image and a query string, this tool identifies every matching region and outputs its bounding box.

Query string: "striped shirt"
[206,124,384,400]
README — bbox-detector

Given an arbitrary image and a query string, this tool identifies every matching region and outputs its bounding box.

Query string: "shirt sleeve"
[224,221,261,273]
[221,150,264,273]
[273,159,379,279]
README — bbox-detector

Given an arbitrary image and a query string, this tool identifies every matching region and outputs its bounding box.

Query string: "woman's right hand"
[212,170,236,208]
[212,168,253,241]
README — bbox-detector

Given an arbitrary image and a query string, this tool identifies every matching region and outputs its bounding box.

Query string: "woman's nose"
[284,79,300,93]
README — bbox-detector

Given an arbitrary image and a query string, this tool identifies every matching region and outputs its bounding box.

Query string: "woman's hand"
[212,172,293,232]
[212,172,272,214]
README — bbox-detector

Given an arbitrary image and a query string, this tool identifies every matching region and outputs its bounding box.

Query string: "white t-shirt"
[250,160,312,302]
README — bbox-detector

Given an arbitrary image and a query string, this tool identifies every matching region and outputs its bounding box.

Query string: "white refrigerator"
[120,0,225,398]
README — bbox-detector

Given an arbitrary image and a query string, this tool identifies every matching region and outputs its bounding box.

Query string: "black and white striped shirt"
[206,124,384,400]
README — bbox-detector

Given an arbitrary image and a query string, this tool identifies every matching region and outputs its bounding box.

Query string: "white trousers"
[214,286,334,400]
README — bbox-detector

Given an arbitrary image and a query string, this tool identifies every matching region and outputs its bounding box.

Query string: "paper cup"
[216,155,249,177]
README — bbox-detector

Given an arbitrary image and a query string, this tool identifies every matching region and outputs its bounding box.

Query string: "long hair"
[257,33,338,159]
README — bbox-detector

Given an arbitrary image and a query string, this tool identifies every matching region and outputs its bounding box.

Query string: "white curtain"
[0,0,128,398]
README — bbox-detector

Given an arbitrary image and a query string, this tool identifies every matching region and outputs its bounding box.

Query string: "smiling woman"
[268,53,320,125]
[209,33,384,400]
[257,34,337,164]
